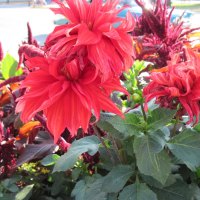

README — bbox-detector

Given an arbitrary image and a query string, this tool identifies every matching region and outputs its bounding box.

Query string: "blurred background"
[0,0,200,59]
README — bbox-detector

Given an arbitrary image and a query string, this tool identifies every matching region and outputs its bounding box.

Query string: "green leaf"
[1,176,21,193]
[1,53,22,79]
[190,184,200,200]
[141,174,176,189]
[53,135,100,172]
[98,147,120,171]
[148,131,167,153]
[147,108,176,132]
[193,123,200,132]
[134,135,171,185]
[152,180,193,200]
[41,154,60,166]
[98,113,143,139]
[107,193,118,200]
[71,175,107,200]
[119,182,157,200]
[15,184,34,200]
[101,165,134,193]
[133,60,147,75]
[167,129,200,170]
[71,168,81,181]
[0,194,15,200]
[50,172,68,196]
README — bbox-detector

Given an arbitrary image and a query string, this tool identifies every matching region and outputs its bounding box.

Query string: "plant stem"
[34,113,69,148]
[0,75,26,89]
[171,116,179,137]
[108,133,123,164]
[140,103,147,122]
[93,125,115,165]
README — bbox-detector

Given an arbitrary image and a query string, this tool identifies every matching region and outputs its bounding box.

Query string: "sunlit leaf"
[15,184,34,200]
[41,154,60,166]
[1,53,23,79]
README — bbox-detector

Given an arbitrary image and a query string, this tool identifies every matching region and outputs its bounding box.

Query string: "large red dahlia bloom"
[143,49,200,125]
[16,56,126,142]
[45,0,135,80]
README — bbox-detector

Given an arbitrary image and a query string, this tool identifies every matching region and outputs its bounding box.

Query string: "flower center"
[88,22,93,30]
[61,59,80,81]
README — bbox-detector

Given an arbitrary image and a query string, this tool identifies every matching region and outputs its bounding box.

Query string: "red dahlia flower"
[16,56,126,143]
[143,49,200,125]
[45,0,135,80]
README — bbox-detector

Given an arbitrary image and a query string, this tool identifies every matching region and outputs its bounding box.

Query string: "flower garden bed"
[1,0,200,199]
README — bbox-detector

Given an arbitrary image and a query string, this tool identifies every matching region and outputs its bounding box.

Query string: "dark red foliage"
[0,123,16,179]
[18,23,44,68]
[0,42,3,61]
[0,139,16,179]
[18,44,44,68]
[133,0,200,67]
[27,22,39,47]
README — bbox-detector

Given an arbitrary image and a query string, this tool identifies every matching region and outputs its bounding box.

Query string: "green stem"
[140,103,147,122]
[93,125,115,165]
[108,133,123,164]
[171,116,179,137]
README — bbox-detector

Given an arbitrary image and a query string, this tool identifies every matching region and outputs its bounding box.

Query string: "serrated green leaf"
[102,165,134,193]
[167,129,200,170]
[152,180,193,200]
[15,184,34,200]
[71,176,107,200]
[1,53,22,79]
[134,135,171,185]
[53,135,100,172]
[98,113,143,139]
[119,182,157,200]
[41,154,60,166]
[141,174,177,189]
[147,108,176,131]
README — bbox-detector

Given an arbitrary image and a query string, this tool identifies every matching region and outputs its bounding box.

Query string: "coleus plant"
[1,0,200,199]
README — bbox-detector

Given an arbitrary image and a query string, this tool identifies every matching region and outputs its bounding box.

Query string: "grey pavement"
[0,4,57,59]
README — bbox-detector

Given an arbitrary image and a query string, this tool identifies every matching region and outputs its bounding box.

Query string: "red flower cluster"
[16,0,135,143]
[143,49,200,125]
[0,140,16,179]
